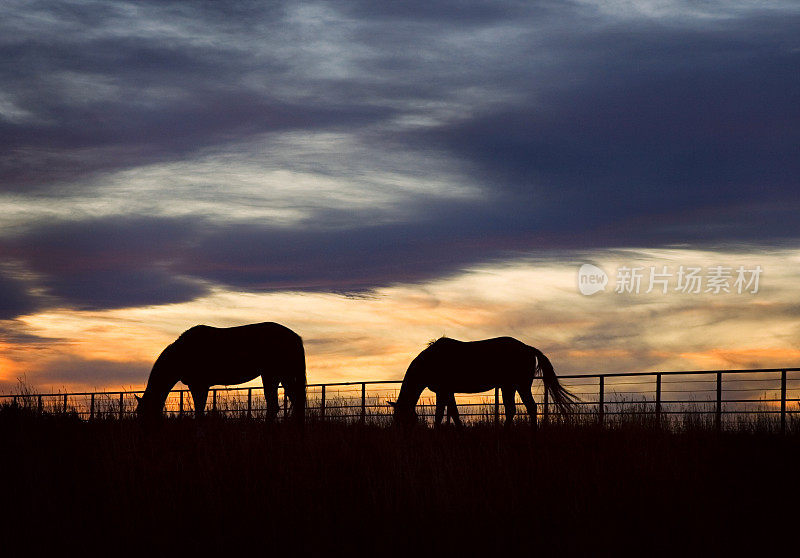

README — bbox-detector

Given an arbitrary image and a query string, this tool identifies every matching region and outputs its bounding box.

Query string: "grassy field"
[2,403,798,555]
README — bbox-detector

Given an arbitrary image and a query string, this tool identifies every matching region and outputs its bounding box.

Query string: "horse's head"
[387,399,417,426]
[134,392,162,430]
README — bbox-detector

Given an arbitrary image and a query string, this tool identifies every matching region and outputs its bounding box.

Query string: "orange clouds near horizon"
[2,247,799,394]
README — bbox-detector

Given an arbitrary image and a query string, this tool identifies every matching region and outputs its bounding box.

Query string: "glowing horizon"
[3,247,799,394]
[1,2,798,395]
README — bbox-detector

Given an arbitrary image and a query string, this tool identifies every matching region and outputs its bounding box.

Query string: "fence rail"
[3,367,800,432]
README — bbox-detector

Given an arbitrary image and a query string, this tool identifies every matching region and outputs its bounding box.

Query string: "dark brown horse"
[390,337,577,427]
[135,322,306,425]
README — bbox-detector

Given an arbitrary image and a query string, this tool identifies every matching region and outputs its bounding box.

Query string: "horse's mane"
[178,324,210,338]
[426,335,450,347]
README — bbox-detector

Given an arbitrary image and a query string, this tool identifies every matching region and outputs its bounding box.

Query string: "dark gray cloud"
[0,273,40,319]
[0,320,62,345]
[405,14,800,239]
[339,0,529,23]
[0,1,797,316]
[0,211,517,309]
[0,2,394,192]
[1,217,209,310]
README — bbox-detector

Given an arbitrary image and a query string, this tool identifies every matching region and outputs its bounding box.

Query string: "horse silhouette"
[135,322,306,426]
[389,336,577,427]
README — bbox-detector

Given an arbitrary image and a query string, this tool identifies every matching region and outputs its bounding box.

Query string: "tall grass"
[2,396,798,555]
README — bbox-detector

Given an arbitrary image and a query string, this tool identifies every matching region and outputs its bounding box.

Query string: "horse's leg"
[502,386,516,427]
[263,375,280,423]
[434,393,446,427]
[519,386,538,430]
[284,375,306,424]
[446,393,463,428]
[189,385,208,420]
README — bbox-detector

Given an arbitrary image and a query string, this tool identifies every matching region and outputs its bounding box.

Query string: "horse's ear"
[134,394,141,402]
[386,400,396,408]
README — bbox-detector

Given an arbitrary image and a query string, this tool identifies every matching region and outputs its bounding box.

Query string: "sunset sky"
[1,1,799,393]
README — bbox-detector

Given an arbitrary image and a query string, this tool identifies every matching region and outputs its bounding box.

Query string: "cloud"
[9,246,799,391]
[28,355,150,390]
[0,272,40,319]
[0,210,520,312]
[0,1,796,317]
[0,1,396,193]
[404,13,800,245]
[0,217,210,311]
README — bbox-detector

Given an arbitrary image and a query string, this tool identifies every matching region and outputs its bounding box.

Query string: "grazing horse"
[135,322,306,426]
[389,337,577,427]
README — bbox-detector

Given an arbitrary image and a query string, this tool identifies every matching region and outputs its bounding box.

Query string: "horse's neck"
[145,361,180,405]
[397,375,425,409]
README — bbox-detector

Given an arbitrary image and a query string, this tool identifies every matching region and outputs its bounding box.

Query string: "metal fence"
[3,367,799,431]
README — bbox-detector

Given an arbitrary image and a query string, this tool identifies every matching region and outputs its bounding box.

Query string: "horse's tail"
[286,333,307,422]
[532,348,578,416]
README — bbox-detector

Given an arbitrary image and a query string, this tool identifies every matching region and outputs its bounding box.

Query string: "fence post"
[715,372,722,431]
[320,384,326,420]
[598,376,604,426]
[89,393,94,421]
[37,394,43,415]
[212,389,217,413]
[119,392,124,420]
[360,382,366,423]
[247,387,252,419]
[543,388,549,426]
[655,373,662,424]
[63,393,68,414]
[494,387,500,427]
[179,390,184,417]
[283,390,288,419]
[781,370,787,435]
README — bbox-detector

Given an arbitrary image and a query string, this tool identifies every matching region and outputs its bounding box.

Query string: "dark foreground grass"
[2,405,798,556]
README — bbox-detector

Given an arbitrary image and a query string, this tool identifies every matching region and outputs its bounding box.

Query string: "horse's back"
[428,336,530,360]
[179,322,301,347]
[171,322,304,383]
[419,336,534,392]
[173,322,303,367]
